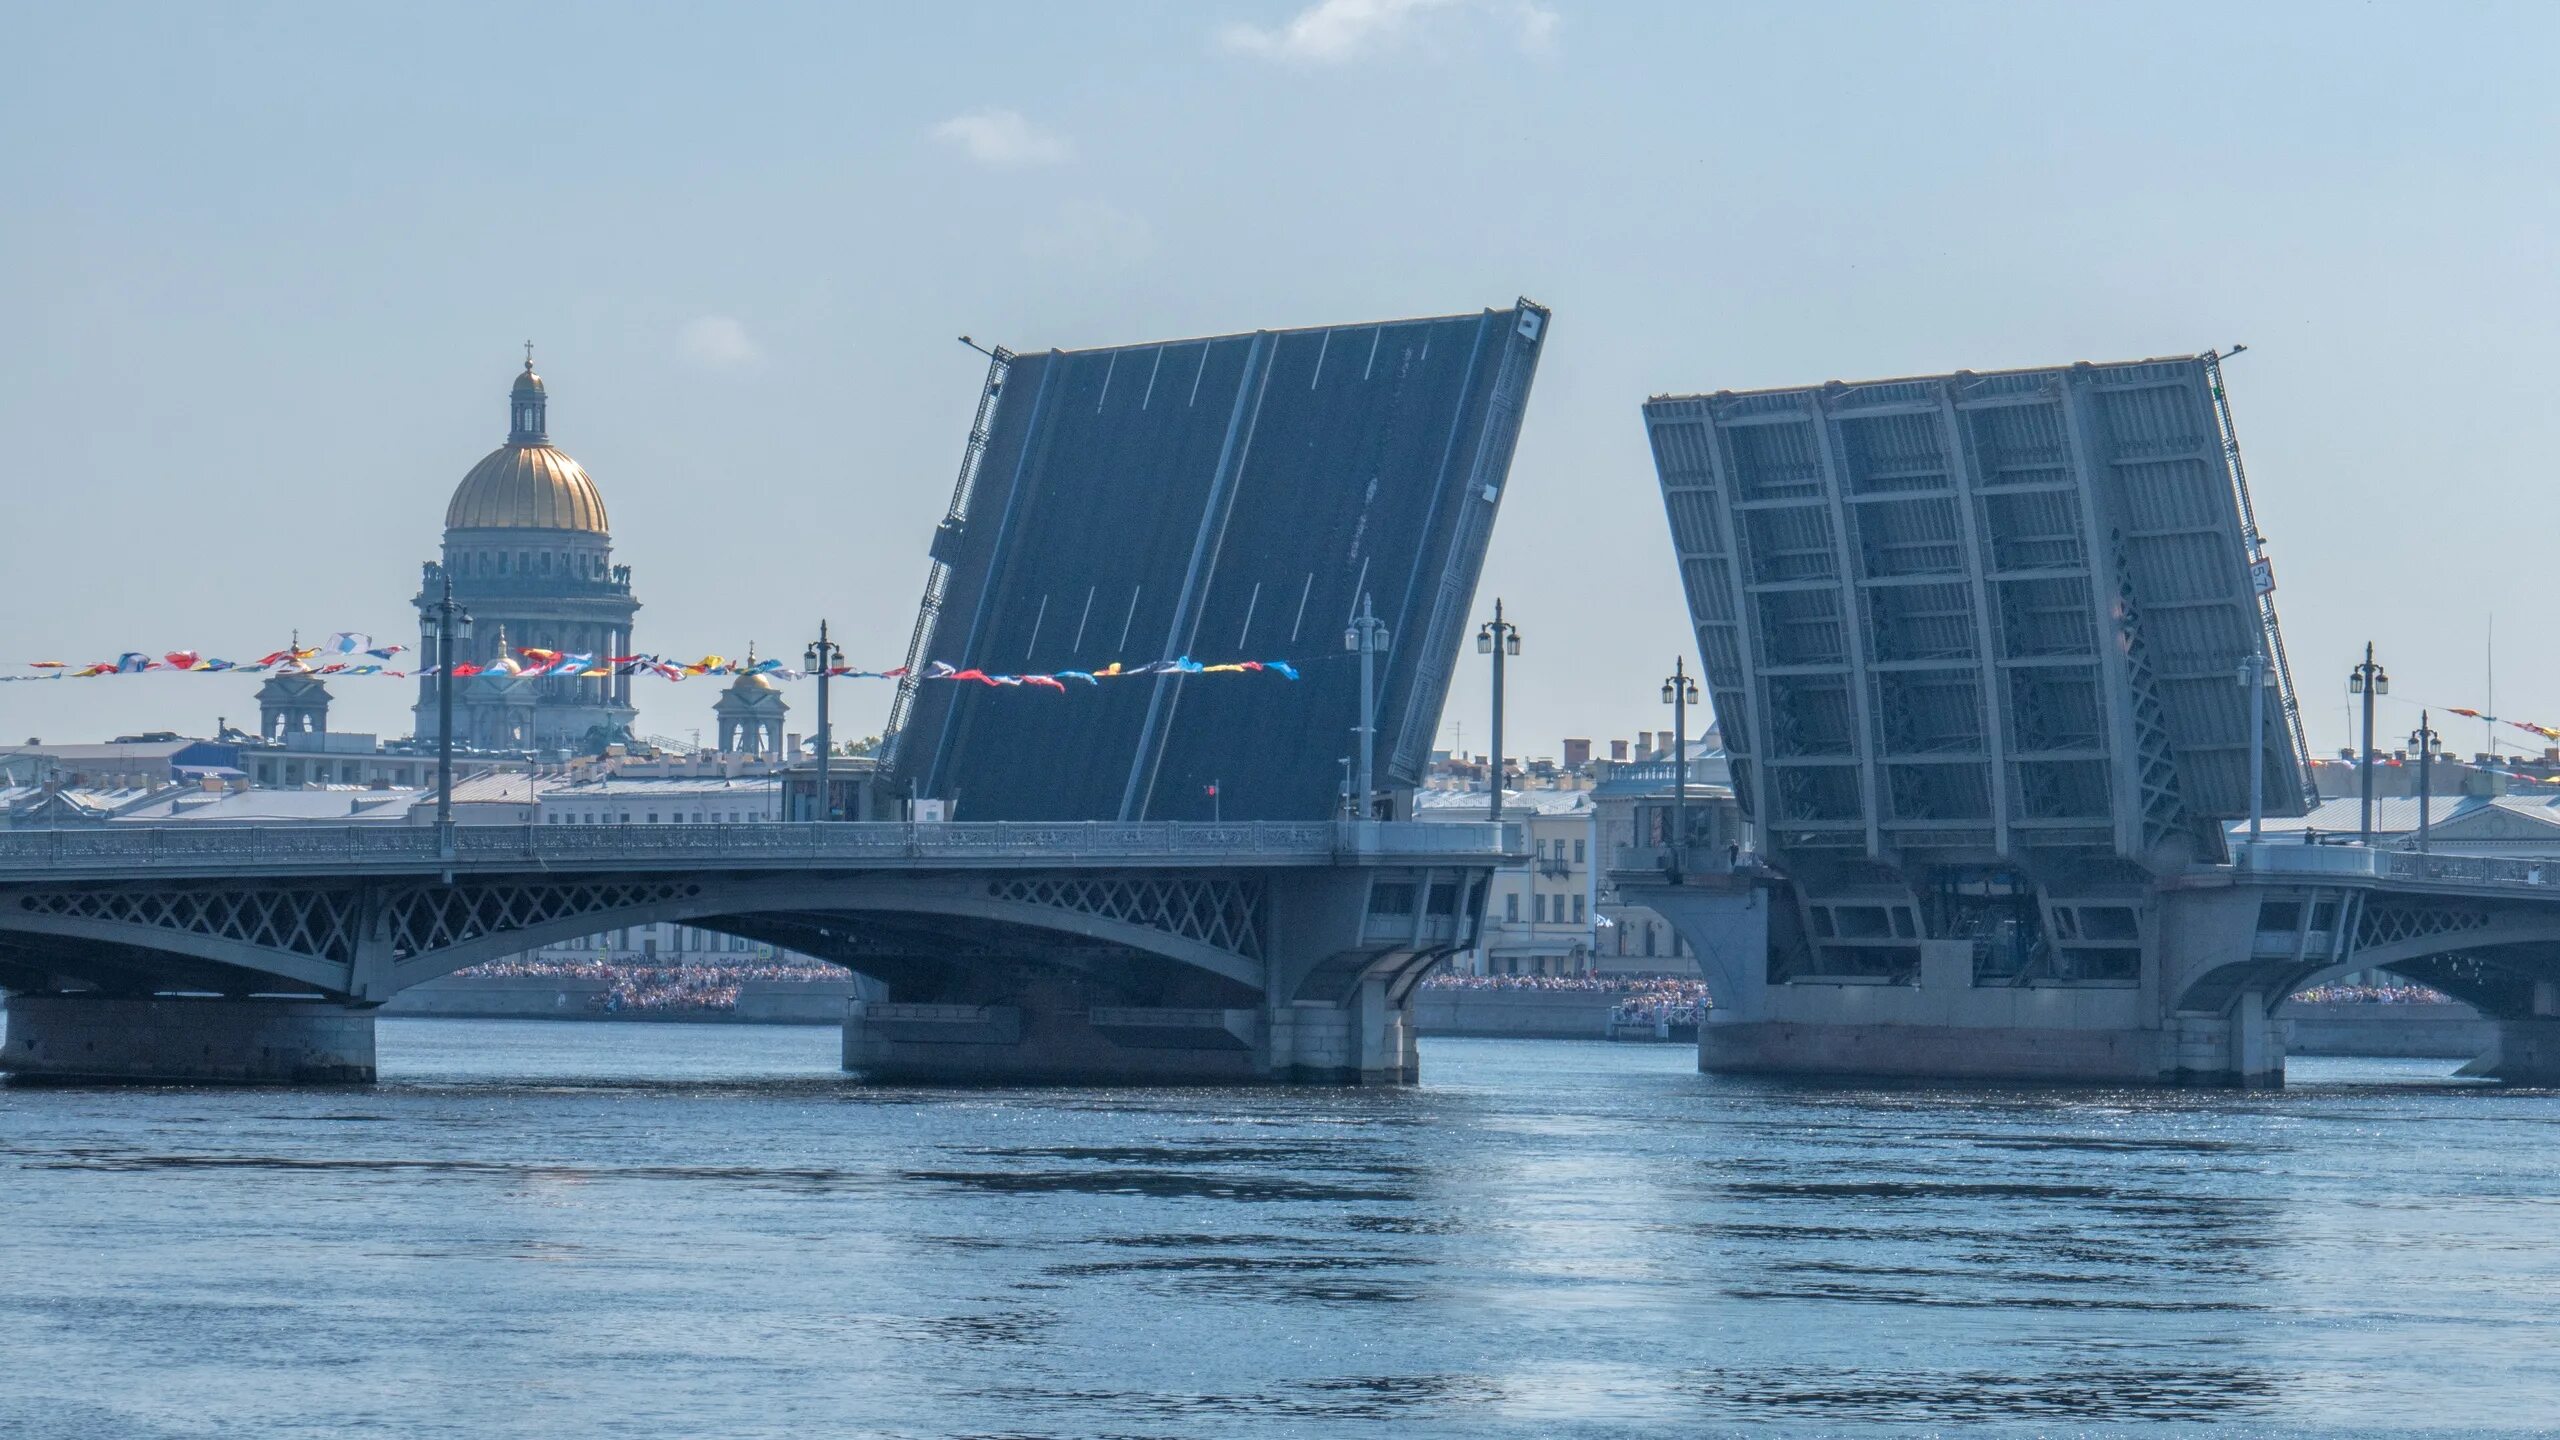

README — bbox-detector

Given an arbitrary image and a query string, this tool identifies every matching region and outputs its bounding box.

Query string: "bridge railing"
[2375,850,2557,889]
[2232,843,2381,877]
[2233,842,2559,890]
[0,820,1520,876]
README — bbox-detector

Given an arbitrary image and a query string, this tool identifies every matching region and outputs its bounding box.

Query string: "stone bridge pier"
[1626,847,2560,1089]
[828,866,1470,1086]
[0,822,1501,1087]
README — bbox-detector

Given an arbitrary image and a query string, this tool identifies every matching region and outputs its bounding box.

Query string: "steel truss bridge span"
[0,822,1510,1086]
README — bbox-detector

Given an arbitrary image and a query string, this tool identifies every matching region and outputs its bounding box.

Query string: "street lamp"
[2410,711,2444,853]
[2347,643,2388,844]
[1661,657,1700,882]
[805,620,841,822]
[422,568,473,864]
[1344,594,1391,822]
[2238,652,2275,846]
[1476,599,1521,823]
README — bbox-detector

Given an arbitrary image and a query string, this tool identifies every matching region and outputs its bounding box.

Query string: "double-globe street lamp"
[1476,599,1521,823]
[422,569,473,865]
[1344,595,1390,822]
[2236,651,2275,845]
[1661,657,1699,883]
[805,620,842,822]
[2410,711,2444,853]
[2347,643,2389,845]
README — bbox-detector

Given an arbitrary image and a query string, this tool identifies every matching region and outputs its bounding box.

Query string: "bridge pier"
[2166,994,2285,1088]
[1637,876,2295,1087]
[841,981,1418,1086]
[0,995,375,1085]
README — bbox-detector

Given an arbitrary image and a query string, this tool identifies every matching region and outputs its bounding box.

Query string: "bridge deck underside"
[1645,357,2307,871]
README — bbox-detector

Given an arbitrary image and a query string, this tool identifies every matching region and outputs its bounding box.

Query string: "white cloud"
[1019,200,1156,266]
[1220,0,1557,63]
[679,315,762,371]
[930,109,1073,167]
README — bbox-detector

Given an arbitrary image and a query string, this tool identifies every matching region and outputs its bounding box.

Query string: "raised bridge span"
[0,821,1511,1086]
[1621,349,2560,1086]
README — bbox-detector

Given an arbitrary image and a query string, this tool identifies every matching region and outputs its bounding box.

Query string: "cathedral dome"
[444,356,610,533]
[446,446,609,532]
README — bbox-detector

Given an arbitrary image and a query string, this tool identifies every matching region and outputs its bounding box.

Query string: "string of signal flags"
[0,631,1304,691]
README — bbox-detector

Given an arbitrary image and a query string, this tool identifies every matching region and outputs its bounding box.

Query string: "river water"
[1,1023,2554,1438]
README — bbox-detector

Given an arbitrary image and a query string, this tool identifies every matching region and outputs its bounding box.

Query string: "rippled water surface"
[3,1022,2557,1437]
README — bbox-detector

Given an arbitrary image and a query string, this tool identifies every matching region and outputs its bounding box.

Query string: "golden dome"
[443,354,609,533]
[730,671,781,693]
[445,443,610,532]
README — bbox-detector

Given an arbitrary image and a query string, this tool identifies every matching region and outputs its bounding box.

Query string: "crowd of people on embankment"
[1417,972,1714,1025]
[453,958,843,1013]
[2291,982,2454,1004]
[445,959,2450,1018]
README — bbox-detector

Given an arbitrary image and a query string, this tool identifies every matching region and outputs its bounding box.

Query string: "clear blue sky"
[4,1,2554,762]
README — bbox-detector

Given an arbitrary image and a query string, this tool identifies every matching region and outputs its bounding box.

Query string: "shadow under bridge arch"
[383,870,1272,997]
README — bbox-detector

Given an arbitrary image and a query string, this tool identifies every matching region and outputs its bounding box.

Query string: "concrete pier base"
[843,999,1272,1085]
[2458,1020,2560,1085]
[0,995,376,1085]
[1698,1016,2176,1085]
[2167,1000,2286,1088]
[841,982,1418,1086]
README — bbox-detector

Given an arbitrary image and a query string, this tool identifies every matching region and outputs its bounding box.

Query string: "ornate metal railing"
[2233,843,2559,891]
[2375,850,2558,889]
[0,820,1519,877]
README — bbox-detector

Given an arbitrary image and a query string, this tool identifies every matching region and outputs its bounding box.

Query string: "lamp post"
[1344,595,1391,822]
[805,620,841,822]
[2238,651,2275,846]
[2411,711,2443,853]
[423,569,473,863]
[2347,643,2388,845]
[1476,599,1521,823]
[1661,657,1699,883]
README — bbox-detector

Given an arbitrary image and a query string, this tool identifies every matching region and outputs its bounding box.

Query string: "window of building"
[1504,893,1519,923]
[646,812,658,824]
[1574,838,1587,864]
[1573,894,1586,924]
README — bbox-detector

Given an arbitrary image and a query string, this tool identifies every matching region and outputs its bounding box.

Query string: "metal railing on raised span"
[2375,850,2558,889]
[2232,843,2560,891]
[0,820,1521,878]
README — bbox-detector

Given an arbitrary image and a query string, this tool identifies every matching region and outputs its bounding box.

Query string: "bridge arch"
[380,875,1269,994]
[0,910,352,995]
[0,870,1274,1003]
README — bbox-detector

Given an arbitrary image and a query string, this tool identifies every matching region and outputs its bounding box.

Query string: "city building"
[714,662,789,757]
[1418,788,1597,975]
[412,355,641,755]
[1588,735,1748,978]
[0,735,240,790]
[1412,725,1751,978]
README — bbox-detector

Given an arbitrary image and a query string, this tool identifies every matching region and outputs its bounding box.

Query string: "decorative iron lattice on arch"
[13,886,364,964]
[379,879,703,959]
[987,874,1266,961]
[2356,901,2493,954]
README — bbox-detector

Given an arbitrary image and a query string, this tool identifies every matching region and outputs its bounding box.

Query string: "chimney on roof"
[1610,739,1629,763]
[1562,738,1591,769]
